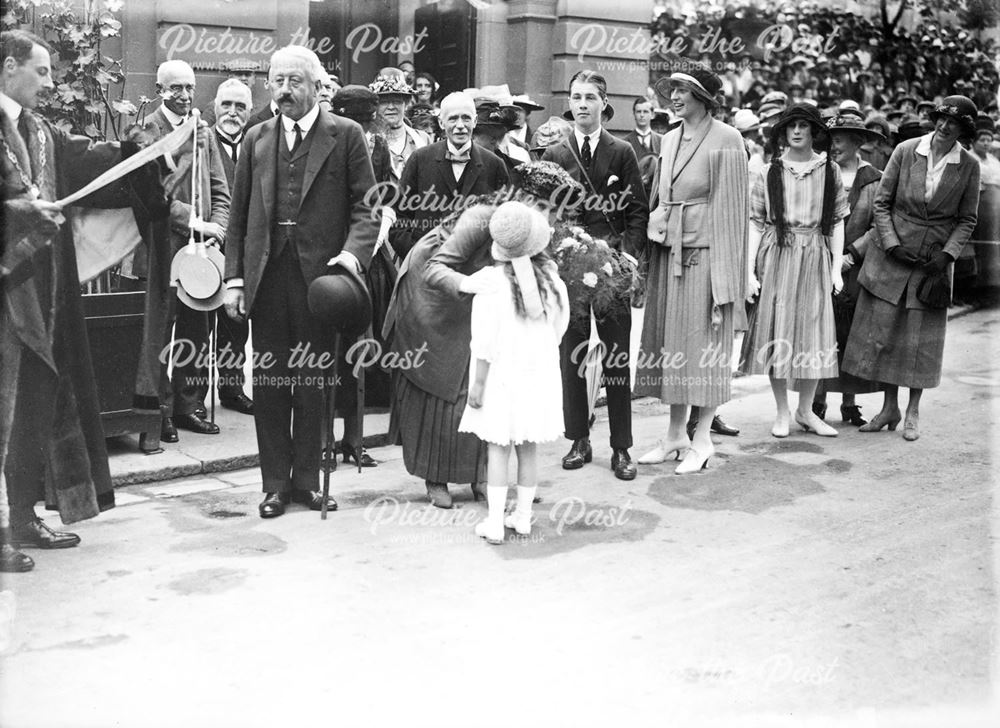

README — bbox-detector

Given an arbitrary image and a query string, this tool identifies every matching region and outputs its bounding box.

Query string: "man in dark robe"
[0,30,146,571]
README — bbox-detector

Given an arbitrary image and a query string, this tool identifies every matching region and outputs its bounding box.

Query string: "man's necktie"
[445,150,471,163]
[17,113,31,151]
[291,123,302,153]
[581,134,592,168]
[640,134,649,151]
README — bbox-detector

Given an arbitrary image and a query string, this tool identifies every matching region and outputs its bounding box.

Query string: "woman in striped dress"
[743,104,849,438]
[635,66,748,474]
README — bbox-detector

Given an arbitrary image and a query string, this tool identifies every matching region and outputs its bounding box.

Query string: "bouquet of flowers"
[547,224,642,324]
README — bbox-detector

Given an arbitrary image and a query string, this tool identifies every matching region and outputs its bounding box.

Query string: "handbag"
[916,271,951,309]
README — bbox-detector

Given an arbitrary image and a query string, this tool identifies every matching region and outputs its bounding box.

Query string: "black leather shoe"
[611,449,637,480]
[161,416,179,443]
[12,518,80,549]
[194,405,208,419]
[812,401,827,420]
[840,404,867,427]
[220,392,254,415]
[341,444,377,467]
[710,415,740,436]
[174,412,220,435]
[290,490,338,512]
[259,492,289,518]
[1,543,34,572]
[561,438,593,470]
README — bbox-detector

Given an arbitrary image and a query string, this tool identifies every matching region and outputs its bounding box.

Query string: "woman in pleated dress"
[635,65,748,474]
[742,103,848,438]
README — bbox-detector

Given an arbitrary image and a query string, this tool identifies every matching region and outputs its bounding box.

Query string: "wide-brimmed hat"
[330,85,378,124]
[307,260,373,338]
[489,200,550,261]
[826,114,886,143]
[864,113,891,139]
[171,242,227,312]
[733,109,760,133]
[896,118,933,143]
[929,95,979,138]
[516,160,585,210]
[769,102,829,148]
[529,116,573,153]
[407,102,437,121]
[656,64,723,111]
[511,94,544,112]
[475,102,519,132]
[760,90,788,108]
[369,74,414,97]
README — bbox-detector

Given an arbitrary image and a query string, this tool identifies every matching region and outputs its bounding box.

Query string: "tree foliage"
[1,0,142,139]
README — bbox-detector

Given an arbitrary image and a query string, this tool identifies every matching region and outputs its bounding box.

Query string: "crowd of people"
[1,12,997,570]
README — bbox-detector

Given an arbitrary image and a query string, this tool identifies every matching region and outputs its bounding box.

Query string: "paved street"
[1,308,997,728]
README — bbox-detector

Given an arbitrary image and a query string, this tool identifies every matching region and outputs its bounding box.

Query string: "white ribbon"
[54,115,196,208]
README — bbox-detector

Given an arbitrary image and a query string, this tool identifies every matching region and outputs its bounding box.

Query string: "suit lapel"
[589,130,616,191]
[928,156,964,211]
[255,118,279,225]
[299,112,337,212]
[458,145,484,195]
[671,116,711,183]
[911,147,929,217]
[434,144,458,195]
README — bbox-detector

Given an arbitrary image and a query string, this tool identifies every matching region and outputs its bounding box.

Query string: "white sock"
[486,486,507,531]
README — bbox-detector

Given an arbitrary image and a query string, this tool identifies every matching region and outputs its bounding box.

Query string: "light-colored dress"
[635,117,748,407]
[743,154,848,382]
[458,265,569,446]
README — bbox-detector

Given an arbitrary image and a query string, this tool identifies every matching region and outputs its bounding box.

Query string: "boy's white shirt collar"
[574,126,601,152]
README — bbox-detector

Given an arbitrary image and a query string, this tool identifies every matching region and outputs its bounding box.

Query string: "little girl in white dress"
[458,201,569,544]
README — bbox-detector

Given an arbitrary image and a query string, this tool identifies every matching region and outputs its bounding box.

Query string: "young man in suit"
[211,79,254,416]
[146,60,231,441]
[624,97,661,163]
[389,92,510,258]
[542,70,648,480]
[224,45,378,518]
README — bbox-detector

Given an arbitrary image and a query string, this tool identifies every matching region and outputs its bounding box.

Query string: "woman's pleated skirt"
[389,370,487,484]
[635,246,733,407]
[841,287,947,389]
[741,230,838,384]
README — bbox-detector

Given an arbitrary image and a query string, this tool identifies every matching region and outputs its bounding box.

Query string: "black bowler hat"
[929,95,979,139]
[769,102,830,149]
[307,260,373,338]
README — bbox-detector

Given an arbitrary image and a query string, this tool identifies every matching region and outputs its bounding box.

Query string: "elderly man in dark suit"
[542,70,648,481]
[143,60,231,442]
[224,45,379,518]
[211,78,254,416]
[389,92,510,259]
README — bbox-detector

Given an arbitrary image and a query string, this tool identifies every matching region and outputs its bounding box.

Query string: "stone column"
[505,0,558,119]
[550,0,654,134]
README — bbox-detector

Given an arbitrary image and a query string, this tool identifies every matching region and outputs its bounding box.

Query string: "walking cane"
[321,332,341,520]
[355,331,370,474]
[209,312,217,426]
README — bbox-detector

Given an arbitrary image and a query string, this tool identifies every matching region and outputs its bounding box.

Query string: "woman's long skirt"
[635,245,733,407]
[389,370,487,485]
[817,263,880,395]
[741,230,838,385]
[841,287,948,389]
